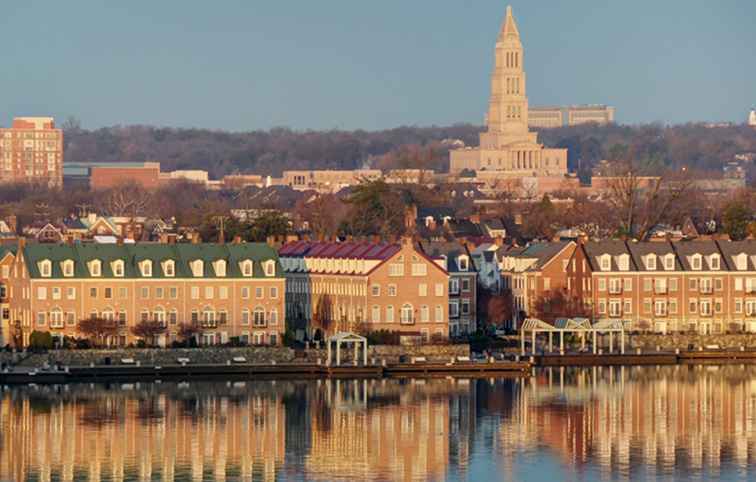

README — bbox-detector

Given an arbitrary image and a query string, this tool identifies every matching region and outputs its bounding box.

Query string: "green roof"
[23,243,282,279]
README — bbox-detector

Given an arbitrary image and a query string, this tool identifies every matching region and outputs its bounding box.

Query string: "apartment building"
[500,241,576,328]
[0,117,63,187]
[279,238,450,340]
[419,242,478,336]
[0,247,15,346]
[5,241,285,347]
[568,239,756,334]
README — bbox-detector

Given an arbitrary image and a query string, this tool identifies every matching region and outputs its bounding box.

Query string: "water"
[2,365,756,481]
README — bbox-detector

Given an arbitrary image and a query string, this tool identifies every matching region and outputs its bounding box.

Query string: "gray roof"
[419,241,475,273]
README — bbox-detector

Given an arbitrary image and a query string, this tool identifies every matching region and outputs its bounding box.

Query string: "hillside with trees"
[62,121,756,182]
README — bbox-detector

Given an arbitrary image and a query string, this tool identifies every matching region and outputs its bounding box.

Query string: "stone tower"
[449,5,567,178]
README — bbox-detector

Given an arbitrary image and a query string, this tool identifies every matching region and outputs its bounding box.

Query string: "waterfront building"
[0,117,63,187]
[4,241,285,347]
[500,241,576,328]
[419,241,478,336]
[568,239,756,334]
[449,7,568,177]
[279,238,450,340]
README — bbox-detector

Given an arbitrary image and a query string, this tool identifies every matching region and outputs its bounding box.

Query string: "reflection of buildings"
[500,366,756,477]
[0,382,286,482]
[303,379,469,481]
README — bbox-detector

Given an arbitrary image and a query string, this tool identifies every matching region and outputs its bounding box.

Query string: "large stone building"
[279,238,451,340]
[449,7,567,177]
[4,241,285,347]
[0,117,63,187]
[529,105,615,128]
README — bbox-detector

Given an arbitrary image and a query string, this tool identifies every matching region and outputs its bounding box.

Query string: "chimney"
[6,215,17,233]
[233,235,242,244]
[514,213,523,225]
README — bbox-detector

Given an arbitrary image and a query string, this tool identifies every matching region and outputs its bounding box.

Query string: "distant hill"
[63,123,756,182]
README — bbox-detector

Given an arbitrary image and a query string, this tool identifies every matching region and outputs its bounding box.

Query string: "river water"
[1,365,755,481]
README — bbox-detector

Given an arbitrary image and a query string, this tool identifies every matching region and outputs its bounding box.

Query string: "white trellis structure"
[326,332,369,366]
[520,317,626,355]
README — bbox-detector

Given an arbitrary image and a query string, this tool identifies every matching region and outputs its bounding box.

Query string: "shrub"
[28,331,53,352]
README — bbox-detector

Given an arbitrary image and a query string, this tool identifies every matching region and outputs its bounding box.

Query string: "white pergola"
[326,332,368,366]
[520,317,626,355]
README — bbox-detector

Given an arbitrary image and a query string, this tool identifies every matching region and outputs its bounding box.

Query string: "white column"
[559,331,564,355]
[363,340,368,365]
[531,330,536,355]
[327,340,332,365]
[592,331,597,354]
[336,342,341,366]
[581,332,586,350]
[521,329,525,355]
[621,330,625,354]
[354,342,359,366]
[609,332,614,353]
[548,332,553,353]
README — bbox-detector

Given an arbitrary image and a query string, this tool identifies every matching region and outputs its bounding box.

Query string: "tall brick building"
[0,117,63,187]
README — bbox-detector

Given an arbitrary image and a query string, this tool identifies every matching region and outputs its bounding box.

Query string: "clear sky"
[1,0,753,131]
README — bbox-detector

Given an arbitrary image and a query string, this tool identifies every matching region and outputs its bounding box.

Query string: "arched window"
[61,259,75,277]
[140,260,152,277]
[38,259,52,277]
[162,260,175,277]
[213,259,227,277]
[401,304,414,324]
[202,306,215,325]
[240,259,253,277]
[50,307,64,328]
[190,260,204,277]
[154,306,166,324]
[88,259,102,277]
[112,260,125,277]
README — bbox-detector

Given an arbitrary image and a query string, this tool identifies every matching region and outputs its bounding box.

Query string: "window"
[449,300,459,318]
[385,306,394,323]
[190,260,204,277]
[141,287,149,299]
[204,286,214,299]
[67,287,76,300]
[89,260,102,277]
[643,278,652,292]
[241,287,250,299]
[691,255,702,271]
[39,260,52,277]
[597,299,606,314]
[119,287,128,298]
[62,260,74,277]
[50,309,63,328]
[113,260,125,277]
[141,310,150,322]
[241,260,253,277]
[154,308,166,324]
[118,310,127,325]
[219,286,228,300]
[654,300,667,316]
[241,309,250,325]
[435,283,444,296]
[218,310,228,325]
[609,300,621,317]
[255,287,263,299]
[654,278,667,294]
[371,284,380,296]
[608,278,621,294]
[36,312,46,326]
[269,309,278,325]
[600,256,610,271]
[418,284,427,297]
[435,305,444,323]
[371,305,380,323]
[253,307,266,327]
[461,299,470,315]
[669,299,678,314]
[264,260,276,277]
[389,263,404,277]
[458,257,469,271]
[169,310,178,325]
[623,278,632,291]
[66,312,76,326]
[163,260,175,277]
[191,310,199,323]
[270,287,278,299]
[669,278,678,292]
[449,279,459,295]
[688,278,698,291]
[645,256,656,271]
[710,255,720,270]
[169,287,178,299]
[598,278,606,292]
[461,279,470,293]
[52,287,61,300]
[623,299,632,315]
[37,286,47,300]
[411,263,427,276]
[214,259,227,277]
[700,300,712,316]
[735,277,744,291]
[105,287,113,299]
[387,284,397,297]
[714,278,723,291]
[643,299,651,314]
[420,305,429,322]
[191,286,200,300]
[400,304,413,324]
[700,278,712,294]
[688,298,698,313]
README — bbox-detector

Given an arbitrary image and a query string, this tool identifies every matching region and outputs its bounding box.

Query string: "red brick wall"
[90,167,161,190]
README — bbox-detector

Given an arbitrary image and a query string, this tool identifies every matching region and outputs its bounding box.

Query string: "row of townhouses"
[499,239,756,334]
[0,237,479,347]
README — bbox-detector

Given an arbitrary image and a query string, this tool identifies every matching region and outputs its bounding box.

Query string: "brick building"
[0,117,63,187]
[279,238,450,341]
[5,241,285,347]
[568,239,756,334]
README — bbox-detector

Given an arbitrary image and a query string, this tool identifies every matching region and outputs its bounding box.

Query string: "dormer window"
[664,254,675,271]
[213,259,227,277]
[61,259,74,277]
[709,254,720,271]
[88,259,102,277]
[690,254,702,271]
[458,256,469,271]
[263,259,276,277]
[112,260,125,277]
[140,260,152,277]
[162,260,175,277]
[616,254,630,271]
[599,255,611,271]
[240,259,253,277]
[39,260,52,277]
[645,255,656,271]
[733,253,747,271]
[190,260,204,277]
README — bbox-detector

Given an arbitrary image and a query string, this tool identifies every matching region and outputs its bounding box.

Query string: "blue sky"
[1,0,753,130]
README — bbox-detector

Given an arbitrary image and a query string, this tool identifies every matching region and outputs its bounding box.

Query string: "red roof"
[278,241,400,260]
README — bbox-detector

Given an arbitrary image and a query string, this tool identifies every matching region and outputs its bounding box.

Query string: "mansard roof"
[278,241,400,261]
[22,242,281,279]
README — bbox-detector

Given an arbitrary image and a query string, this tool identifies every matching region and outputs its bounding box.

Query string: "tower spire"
[499,5,520,40]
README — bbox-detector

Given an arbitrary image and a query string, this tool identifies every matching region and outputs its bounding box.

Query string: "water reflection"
[1,367,755,481]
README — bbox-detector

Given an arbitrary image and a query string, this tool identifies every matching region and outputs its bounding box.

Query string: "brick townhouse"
[418,241,478,336]
[279,237,450,341]
[568,239,756,334]
[5,241,285,347]
[500,241,576,329]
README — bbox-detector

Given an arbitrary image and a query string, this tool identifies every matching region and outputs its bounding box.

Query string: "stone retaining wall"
[17,347,295,367]
[630,334,756,351]
[301,344,470,364]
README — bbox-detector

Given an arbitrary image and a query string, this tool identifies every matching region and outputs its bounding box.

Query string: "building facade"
[279,238,450,340]
[568,240,756,334]
[527,107,563,129]
[0,117,63,187]
[528,105,615,128]
[449,7,568,177]
[281,170,382,193]
[5,242,285,347]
